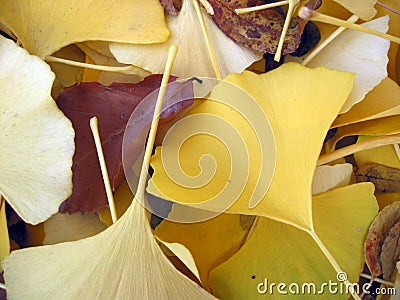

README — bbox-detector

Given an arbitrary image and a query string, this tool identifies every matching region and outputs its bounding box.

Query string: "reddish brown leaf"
[381,221,400,280]
[365,201,400,278]
[207,0,307,54]
[160,0,183,15]
[56,75,193,214]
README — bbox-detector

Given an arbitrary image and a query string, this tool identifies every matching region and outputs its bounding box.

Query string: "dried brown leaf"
[365,201,400,277]
[356,163,400,193]
[381,221,400,280]
[207,0,307,54]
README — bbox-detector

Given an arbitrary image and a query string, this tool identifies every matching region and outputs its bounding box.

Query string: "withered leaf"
[381,221,400,280]
[208,0,308,54]
[239,215,256,231]
[57,75,193,214]
[160,0,183,15]
[356,163,400,193]
[365,201,400,278]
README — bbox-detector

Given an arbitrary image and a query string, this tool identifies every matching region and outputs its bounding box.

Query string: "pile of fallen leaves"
[0,0,400,299]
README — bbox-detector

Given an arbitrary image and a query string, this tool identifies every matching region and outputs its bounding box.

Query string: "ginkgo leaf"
[110,0,262,78]
[375,0,400,82]
[0,198,9,271]
[154,211,249,286]
[354,136,400,169]
[304,16,390,113]
[43,212,107,245]
[332,77,400,128]
[311,163,353,195]
[57,75,193,214]
[148,63,354,229]
[0,35,74,225]
[2,200,215,299]
[356,163,400,193]
[48,45,85,90]
[327,115,400,152]
[0,0,170,58]
[333,0,377,21]
[209,183,378,299]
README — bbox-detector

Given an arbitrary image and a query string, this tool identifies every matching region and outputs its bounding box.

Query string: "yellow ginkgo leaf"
[327,115,400,152]
[0,36,74,225]
[2,199,215,299]
[354,135,400,169]
[43,212,107,245]
[154,211,249,286]
[209,183,378,299]
[0,0,169,58]
[0,198,9,271]
[312,163,353,195]
[148,63,354,229]
[333,77,400,127]
[332,0,377,21]
[303,16,390,113]
[109,0,262,78]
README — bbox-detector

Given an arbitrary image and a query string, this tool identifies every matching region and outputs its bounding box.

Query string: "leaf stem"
[299,6,400,44]
[90,117,118,224]
[235,1,289,14]
[192,0,222,79]
[199,0,214,15]
[359,273,395,287]
[135,45,178,201]
[308,230,361,300]
[302,15,359,66]
[274,0,300,62]
[45,55,147,76]
[317,134,400,166]
[376,2,400,15]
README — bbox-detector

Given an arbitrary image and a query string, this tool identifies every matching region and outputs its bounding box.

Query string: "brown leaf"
[207,0,308,54]
[56,75,193,214]
[356,163,400,193]
[381,221,400,280]
[365,201,400,278]
[159,0,182,15]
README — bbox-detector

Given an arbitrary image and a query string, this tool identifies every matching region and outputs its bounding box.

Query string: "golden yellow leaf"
[333,77,400,128]
[327,115,400,152]
[0,35,74,225]
[149,63,354,229]
[0,198,10,271]
[154,212,249,286]
[43,212,107,245]
[354,136,400,169]
[0,0,169,58]
[209,183,378,299]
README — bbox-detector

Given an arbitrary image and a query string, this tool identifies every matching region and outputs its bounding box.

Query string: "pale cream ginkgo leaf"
[2,200,215,299]
[304,16,390,113]
[333,0,377,20]
[109,0,262,78]
[312,163,353,195]
[0,36,74,225]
